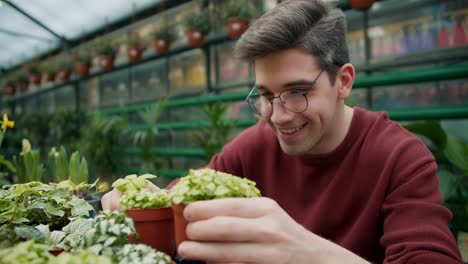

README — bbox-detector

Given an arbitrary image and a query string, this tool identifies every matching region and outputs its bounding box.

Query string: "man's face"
[254,49,341,155]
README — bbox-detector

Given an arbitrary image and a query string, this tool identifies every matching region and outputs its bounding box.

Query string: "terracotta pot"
[15,81,28,92]
[152,39,170,54]
[29,74,41,85]
[127,47,143,63]
[49,249,68,256]
[186,29,205,48]
[171,203,189,249]
[127,207,175,256]
[44,72,56,82]
[350,0,375,10]
[227,18,249,39]
[75,63,90,77]
[99,56,115,71]
[3,85,15,96]
[58,70,71,81]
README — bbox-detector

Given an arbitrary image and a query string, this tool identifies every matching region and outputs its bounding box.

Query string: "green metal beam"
[96,63,468,116]
[124,147,205,158]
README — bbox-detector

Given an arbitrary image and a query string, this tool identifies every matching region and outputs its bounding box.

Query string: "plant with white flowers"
[115,243,172,264]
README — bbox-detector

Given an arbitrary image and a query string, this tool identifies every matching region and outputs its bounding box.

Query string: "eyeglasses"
[245,70,324,117]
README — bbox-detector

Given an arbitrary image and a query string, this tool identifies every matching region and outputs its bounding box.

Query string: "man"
[102,0,463,263]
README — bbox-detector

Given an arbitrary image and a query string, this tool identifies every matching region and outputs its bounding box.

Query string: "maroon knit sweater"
[207,107,462,263]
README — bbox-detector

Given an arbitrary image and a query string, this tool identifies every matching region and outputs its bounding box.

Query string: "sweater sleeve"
[380,137,462,264]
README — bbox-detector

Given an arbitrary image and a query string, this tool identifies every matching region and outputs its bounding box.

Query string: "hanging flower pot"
[127,207,175,256]
[15,81,28,92]
[29,74,41,85]
[350,0,375,11]
[44,72,56,82]
[152,38,171,54]
[75,62,90,77]
[99,56,115,71]
[58,70,71,81]
[227,17,249,39]
[186,29,206,48]
[3,85,15,96]
[126,47,143,63]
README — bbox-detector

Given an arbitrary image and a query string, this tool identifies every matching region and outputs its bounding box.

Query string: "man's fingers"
[147,182,161,192]
[186,216,275,242]
[178,241,272,263]
[101,188,122,211]
[184,197,278,221]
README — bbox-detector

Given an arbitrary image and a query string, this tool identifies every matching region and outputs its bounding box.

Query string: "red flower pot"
[3,85,15,96]
[127,207,175,256]
[227,18,249,39]
[171,203,189,250]
[49,249,69,256]
[186,29,206,48]
[44,73,56,82]
[15,81,28,92]
[127,47,143,63]
[99,56,115,71]
[29,74,41,85]
[75,63,90,77]
[153,39,170,54]
[58,70,71,81]
[350,0,375,10]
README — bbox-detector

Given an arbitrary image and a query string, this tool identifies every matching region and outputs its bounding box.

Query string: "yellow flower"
[1,114,14,132]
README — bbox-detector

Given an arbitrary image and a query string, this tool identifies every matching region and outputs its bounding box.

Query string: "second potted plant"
[182,9,211,48]
[112,174,175,256]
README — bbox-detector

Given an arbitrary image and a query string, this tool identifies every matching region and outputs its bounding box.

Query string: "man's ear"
[336,63,355,100]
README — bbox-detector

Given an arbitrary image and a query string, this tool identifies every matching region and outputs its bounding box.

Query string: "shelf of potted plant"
[56,54,74,81]
[94,37,121,71]
[182,9,211,48]
[152,26,175,54]
[221,0,256,39]
[73,48,93,77]
[26,60,42,86]
[126,32,146,63]
[39,60,59,83]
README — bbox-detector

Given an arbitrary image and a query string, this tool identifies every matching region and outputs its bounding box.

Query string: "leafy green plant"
[133,101,167,173]
[56,54,74,72]
[195,102,236,161]
[182,9,211,33]
[221,0,256,21]
[53,250,112,264]
[0,240,53,264]
[13,139,45,183]
[153,27,176,42]
[115,243,172,264]
[48,146,69,183]
[405,121,468,232]
[49,109,85,149]
[78,115,128,183]
[40,60,60,75]
[75,210,135,256]
[170,168,261,205]
[112,174,170,210]
[94,36,120,58]
[0,181,93,231]
[74,48,93,65]
[0,224,45,249]
[26,60,41,76]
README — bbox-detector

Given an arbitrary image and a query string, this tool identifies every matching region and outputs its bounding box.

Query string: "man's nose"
[269,98,293,123]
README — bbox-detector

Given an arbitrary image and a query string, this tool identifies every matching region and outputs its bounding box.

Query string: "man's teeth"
[280,125,303,135]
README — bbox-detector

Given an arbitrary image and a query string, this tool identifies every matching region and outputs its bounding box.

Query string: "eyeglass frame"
[244,69,324,116]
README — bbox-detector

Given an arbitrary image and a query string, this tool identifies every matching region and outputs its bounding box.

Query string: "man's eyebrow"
[254,79,316,91]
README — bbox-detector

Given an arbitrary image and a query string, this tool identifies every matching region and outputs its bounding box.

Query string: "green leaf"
[445,135,468,174]
[14,225,45,242]
[438,169,457,201]
[45,203,65,217]
[404,121,447,149]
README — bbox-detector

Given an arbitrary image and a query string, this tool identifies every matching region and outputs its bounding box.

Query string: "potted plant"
[152,26,175,54]
[222,0,256,39]
[26,61,42,85]
[40,60,59,83]
[13,139,45,183]
[94,37,120,71]
[112,174,175,256]
[115,243,174,264]
[2,72,16,96]
[126,32,146,63]
[56,55,74,81]
[74,48,93,77]
[12,71,29,93]
[169,168,261,248]
[182,9,211,47]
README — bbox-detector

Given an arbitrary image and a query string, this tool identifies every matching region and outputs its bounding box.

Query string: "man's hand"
[178,197,369,264]
[101,182,160,211]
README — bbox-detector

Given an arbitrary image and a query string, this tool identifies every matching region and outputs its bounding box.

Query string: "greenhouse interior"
[0,0,467,263]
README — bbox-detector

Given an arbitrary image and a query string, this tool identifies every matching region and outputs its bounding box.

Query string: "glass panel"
[168,49,206,95]
[99,69,129,107]
[79,78,100,110]
[54,85,75,110]
[131,59,168,103]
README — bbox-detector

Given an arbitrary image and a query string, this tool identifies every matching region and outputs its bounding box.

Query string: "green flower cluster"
[112,174,170,210]
[170,168,261,205]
